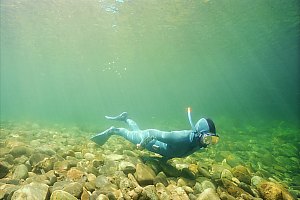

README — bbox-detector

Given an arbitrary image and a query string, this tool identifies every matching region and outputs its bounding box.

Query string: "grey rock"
[52,180,72,191]
[134,163,156,186]
[119,177,136,198]
[201,180,216,191]
[198,167,211,178]
[36,146,56,156]
[196,188,220,200]
[13,155,29,164]
[9,146,32,157]
[119,161,136,174]
[84,181,96,192]
[160,161,181,177]
[0,184,20,200]
[50,190,77,200]
[53,160,70,172]
[0,162,9,178]
[166,184,189,200]
[30,140,41,147]
[251,175,264,187]
[142,185,159,200]
[29,153,49,166]
[4,154,14,164]
[153,171,168,186]
[12,164,28,180]
[74,152,83,159]
[84,153,95,161]
[95,175,118,193]
[63,182,83,198]
[96,194,109,200]
[107,154,124,161]
[232,165,251,185]
[221,169,233,180]
[11,182,49,200]
[155,182,171,199]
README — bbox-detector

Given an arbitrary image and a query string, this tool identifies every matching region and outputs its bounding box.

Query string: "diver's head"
[195,118,216,134]
[195,118,219,145]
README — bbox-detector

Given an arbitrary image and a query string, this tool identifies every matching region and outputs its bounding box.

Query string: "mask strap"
[188,107,196,132]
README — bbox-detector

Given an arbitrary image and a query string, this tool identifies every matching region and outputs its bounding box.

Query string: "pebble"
[29,153,49,166]
[167,184,189,200]
[119,161,136,174]
[153,171,168,186]
[66,168,85,181]
[53,160,70,171]
[36,146,56,156]
[201,180,216,191]
[84,153,95,161]
[50,190,77,200]
[197,188,220,200]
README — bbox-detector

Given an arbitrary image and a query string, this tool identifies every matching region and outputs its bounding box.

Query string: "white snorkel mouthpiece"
[188,107,196,131]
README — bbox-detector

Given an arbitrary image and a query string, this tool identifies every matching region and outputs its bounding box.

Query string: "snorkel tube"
[188,107,196,132]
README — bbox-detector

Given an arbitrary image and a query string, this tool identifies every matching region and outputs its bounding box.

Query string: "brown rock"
[66,168,84,181]
[258,181,294,200]
[232,165,251,184]
[134,163,156,186]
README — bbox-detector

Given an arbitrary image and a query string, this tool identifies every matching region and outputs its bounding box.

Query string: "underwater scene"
[0,0,299,199]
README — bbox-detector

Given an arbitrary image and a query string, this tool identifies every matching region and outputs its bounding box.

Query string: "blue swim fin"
[90,126,115,145]
[105,112,128,121]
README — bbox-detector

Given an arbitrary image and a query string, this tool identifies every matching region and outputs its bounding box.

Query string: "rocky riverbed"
[0,122,299,200]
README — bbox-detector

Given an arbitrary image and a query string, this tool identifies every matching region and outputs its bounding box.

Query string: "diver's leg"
[91,127,143,146]
[105,112,128,121]
[125,119,140,131]
[90,126,116,146]
[105,112,140,131]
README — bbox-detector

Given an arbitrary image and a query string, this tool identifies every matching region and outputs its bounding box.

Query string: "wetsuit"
[91,117,207,159]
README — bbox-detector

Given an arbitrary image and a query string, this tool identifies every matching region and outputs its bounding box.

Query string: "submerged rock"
[12,164,28,180]
[257,181,294,200]
[50,190,77,200]
[66,167,85,182]
[0,162,10,178]
[135,163,156,186]
[155,183,171,199]
[63,182,83,198]
[11,182,49,200]
[197,188,220,200]
[9,146,32,157]
[232,165,252,185]
[119,161,136,174]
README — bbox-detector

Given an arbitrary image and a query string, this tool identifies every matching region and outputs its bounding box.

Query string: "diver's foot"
[105,112,128,122]
[90,126,115,146]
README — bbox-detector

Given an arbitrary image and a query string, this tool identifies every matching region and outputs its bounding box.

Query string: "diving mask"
[202,133,219,145]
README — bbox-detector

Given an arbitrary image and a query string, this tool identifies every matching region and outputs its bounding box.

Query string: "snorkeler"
[90,108,219,159]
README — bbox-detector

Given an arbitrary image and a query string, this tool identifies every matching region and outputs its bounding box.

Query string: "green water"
[1,0,299,129]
